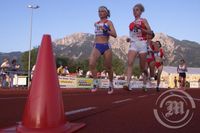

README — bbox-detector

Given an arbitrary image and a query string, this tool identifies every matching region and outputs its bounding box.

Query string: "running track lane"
[0,89,200,133]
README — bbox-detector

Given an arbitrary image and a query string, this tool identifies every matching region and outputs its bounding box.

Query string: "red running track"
[0,88,200,133]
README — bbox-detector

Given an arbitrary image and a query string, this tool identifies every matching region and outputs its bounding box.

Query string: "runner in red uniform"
[146,31,155,81]
[153,41,164,92]
[126,3,153,91]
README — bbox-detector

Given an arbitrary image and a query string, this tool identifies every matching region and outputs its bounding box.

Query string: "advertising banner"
[77,78,93,88]
[59,76,77,88]
[114,80,127,89]
[13,75,27,86]
[99,79,110,88]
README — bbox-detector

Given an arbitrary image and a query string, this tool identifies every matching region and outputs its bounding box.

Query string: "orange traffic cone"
[0,35,85,133]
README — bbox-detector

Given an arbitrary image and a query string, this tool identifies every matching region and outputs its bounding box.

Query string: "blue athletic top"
[94,20,110,37]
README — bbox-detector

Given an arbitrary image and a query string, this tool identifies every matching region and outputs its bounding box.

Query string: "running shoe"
[143,86,147,92]
[91,85,97,92]
[124,83,132,91]
[108,86,114,94]
[156,86,160,92]
[150,77,155,81]
[128,83,132,91]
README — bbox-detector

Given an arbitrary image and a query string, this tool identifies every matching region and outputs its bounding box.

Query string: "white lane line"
[0,127,16,132]
[0,97,27,100]
[63,93,91,96]
[65,107,96,115]
[138,95,148,98]
[175,95,200,101]
[193,98,200,101]
[0,93,90,100]
[112,98,132,104]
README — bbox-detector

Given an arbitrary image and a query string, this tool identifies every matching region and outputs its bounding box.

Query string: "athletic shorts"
[179,73,186,78]
[155,62,163,68]
[95,43,111,55]
[129,41,147,53]
[147,58,155,64]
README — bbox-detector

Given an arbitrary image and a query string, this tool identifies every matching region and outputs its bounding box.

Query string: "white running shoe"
[150,77,155,81]
[91,85,97,92]
[108,87,114,95]
[108,84,114,94]
[143,85,147,92]
[128,83,132,91]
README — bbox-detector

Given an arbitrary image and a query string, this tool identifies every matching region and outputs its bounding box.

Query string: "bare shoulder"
[141,18,148,23]
[94,20,99,24]
[107,20,114,25]
[94,21,98,26]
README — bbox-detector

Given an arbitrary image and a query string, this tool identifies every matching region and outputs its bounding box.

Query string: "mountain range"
[1,32,200,67]
[54,32,200,67]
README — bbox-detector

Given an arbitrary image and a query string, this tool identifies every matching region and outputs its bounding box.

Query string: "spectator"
[198,78,200,88]
[79,70,83,77]
[9,59,20,88]
[97,72,101,78]
[101,70,107,79]
[1,58,10,68]
[113,72,117,79]
[1,58,10,87]
[76,67,80,75]
[119,74,126,80]
[185,81,190,88]
[63,66,69,75]
[57,65,64,75]
[86,71,92,78]
[174,76,177,88]
[76,67,83,77]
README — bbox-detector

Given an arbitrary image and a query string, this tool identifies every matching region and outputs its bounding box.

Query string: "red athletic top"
[154,48,164,68]
[154,48,164,62]
[129,18,147,41]
[147,41,155,59]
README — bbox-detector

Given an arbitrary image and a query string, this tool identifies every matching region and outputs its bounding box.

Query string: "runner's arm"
[139,18,152,35]
[107,21,117,38]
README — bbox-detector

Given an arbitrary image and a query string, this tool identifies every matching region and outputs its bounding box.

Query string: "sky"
[0,0,200,52]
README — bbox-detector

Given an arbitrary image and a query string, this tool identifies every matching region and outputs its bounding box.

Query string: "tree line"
[20,47,140,77]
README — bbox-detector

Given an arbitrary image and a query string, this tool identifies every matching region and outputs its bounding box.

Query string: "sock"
[109,81,113,87]
[143,84,147,88]
[93,79,98,87]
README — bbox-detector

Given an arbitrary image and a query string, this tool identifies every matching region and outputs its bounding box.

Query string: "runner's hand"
[135,24,141,29]
[126,38,131,42]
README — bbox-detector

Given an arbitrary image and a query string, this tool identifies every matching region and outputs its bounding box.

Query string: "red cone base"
[17,122,85,133]
[0,122,85,133]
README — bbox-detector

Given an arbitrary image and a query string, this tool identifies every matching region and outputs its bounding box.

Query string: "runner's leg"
[126,50,137,90]
[104,49,114,94]
[89,47,101,92]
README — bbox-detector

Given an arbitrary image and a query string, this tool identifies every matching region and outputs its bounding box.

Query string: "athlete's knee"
[89,61,95,69]
[142,69,148,76]
[128,60,133,67]
[105,65,112,72]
